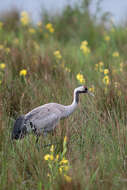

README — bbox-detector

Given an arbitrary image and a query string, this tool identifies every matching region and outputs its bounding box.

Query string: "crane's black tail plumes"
[12,115,27,140]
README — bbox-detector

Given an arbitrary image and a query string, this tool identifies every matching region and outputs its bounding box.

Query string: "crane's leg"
[36,135,39,143]
[42,131,60,148]
[36,135,40,144]
[35,135,40,151]
[32,125,40,145]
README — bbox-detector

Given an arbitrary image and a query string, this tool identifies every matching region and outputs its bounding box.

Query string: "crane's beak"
[88,91,95,97]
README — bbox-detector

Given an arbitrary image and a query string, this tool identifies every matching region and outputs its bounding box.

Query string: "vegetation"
[1,0,127,189]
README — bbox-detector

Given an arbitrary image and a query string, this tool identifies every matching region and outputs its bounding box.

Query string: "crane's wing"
[25,105,61,134]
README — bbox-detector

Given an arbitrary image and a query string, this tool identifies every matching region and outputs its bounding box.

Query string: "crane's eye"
[84,87,88,92]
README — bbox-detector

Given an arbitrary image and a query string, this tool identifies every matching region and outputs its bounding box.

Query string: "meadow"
[1,1,127,189]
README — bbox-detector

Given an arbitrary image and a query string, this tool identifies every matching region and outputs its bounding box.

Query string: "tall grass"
[1,1,127,189]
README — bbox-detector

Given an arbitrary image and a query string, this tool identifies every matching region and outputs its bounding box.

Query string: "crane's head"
[12,115,27,140]
[75,86,94,96]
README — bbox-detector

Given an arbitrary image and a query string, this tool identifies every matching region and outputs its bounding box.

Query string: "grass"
[1,1,127,189]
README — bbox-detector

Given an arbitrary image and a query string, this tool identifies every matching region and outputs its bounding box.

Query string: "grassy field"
[1,1,127,189]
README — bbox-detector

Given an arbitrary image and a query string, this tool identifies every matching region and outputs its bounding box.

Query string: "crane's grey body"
[25,103,65,134]
[12,86,93,140]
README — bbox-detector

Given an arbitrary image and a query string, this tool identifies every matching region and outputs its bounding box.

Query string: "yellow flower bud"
[19,69,27,76]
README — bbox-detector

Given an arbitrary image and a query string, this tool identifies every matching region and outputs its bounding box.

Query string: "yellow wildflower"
[21,11,28,17]
[0,80,2,84]
[99,61,104,66]
[47,173,51,177]
[0,22,3,29]
[81,40,88,46]
[63,165,69,171]
[45,23,54,33]
[54,50,62,59]
[59,165,69,174]
[60,158,69,165]
[80,40,90,55]
[112,51,119,57]
[64,136,67,143]
[50,145,54,152]
[98,61,104,72]
[44,154,50,161]
[103,75,110,85]
[60,157,68,164]
[82,46,90,54]
[76,73,85,84]
[59,165,69,172]
[65,67,71,73]
[50,155,54,160]
[64,175,72,183]
[55,154,59,161]
[19,69,27,76]
[59,167,63,174]
[28,28,36,34]
[114,82,119,88]
[49,27,54,33]
[44,154,54,161]
[20,11,29,25]
[104,69,109,75]
[46,23,52,29]
[89,85,95,93]
[0,63,6,69]
[120,62,123,72]
[104,35,110,41]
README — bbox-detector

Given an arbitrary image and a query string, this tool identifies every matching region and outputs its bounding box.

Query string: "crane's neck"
[61,90,79,118]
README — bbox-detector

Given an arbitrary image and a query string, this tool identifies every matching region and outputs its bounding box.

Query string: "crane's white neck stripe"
[61,90,79,118]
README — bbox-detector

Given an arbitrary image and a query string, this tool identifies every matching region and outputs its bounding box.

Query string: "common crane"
[11,86,94,142]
